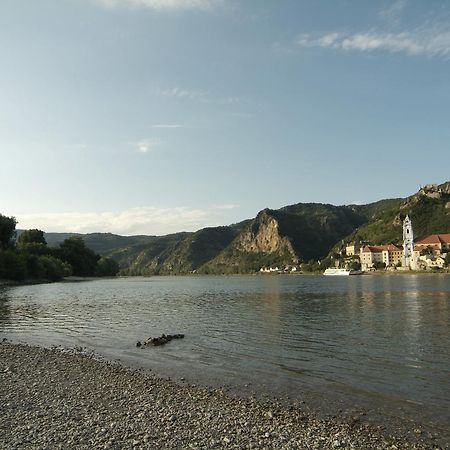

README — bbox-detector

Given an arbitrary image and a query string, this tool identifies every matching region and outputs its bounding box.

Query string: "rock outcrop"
[237,210,297,257]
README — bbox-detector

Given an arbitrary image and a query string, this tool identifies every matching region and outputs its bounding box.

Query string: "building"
[382,244,403,267]
[417,254,446,269]
[345,241,361,256]
[259,266,280,273]
[360,244,403,270]
[357,215,449,271]
[360,245,384,270]
[402,215,415,268]
[414,234,450,255]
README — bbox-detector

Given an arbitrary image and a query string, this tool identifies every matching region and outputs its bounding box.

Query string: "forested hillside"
[11,181,449,276]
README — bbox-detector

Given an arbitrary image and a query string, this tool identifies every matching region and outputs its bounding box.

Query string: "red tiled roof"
[361,244,402,253]
[384,244,403,251]
[415,234,450,245]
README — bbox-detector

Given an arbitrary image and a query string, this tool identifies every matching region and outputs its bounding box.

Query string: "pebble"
[0,342,440,450]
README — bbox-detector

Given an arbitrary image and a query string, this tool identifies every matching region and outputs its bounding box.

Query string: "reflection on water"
[0,289,11,323]
[1,275,450,439]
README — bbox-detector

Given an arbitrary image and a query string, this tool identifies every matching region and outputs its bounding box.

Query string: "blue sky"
[1,0,449,235]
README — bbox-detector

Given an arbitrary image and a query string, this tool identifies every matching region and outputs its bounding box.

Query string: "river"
[1,275,449,443]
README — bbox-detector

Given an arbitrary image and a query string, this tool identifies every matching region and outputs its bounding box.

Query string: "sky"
[1,0,449,235]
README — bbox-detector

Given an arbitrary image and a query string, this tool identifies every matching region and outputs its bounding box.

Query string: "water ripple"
[1,275,450,433]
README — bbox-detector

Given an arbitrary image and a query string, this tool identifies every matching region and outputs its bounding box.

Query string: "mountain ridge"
[36,181,450,274]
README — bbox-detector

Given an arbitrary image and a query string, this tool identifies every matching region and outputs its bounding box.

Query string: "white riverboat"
[323,268,363,276]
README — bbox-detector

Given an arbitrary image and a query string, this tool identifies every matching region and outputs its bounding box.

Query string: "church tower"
[402,215,414,268]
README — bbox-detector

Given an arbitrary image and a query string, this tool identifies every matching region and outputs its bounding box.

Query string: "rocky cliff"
[237,210,297,256]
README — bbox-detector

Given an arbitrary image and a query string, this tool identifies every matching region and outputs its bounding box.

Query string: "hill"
[32,181,450,275]
[331,181,450,253]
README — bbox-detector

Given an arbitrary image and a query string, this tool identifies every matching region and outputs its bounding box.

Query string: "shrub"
[96,257,120,277]
[0,250,28,281]
[39,256,72,281]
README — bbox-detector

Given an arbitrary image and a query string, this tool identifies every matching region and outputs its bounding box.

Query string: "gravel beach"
[0,342,442,450]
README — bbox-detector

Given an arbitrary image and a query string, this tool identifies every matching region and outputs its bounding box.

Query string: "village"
[345,215,450,271]
[260,216,450,274]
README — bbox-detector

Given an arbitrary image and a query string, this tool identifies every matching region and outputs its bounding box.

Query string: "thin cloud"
[379,0,408,25]
[15,206,224,236]
[213,204,240,210]
[153,87,244,105]
[296,23,450,58]
[94,0,221,11]
[135,139,161,153]
[155,87,210,101]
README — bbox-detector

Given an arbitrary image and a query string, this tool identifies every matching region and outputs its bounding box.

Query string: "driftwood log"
[136,334,185,348]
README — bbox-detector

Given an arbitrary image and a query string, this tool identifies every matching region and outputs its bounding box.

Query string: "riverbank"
[0,342,440,450]
[0,278,53,287]
[0,276,107,287]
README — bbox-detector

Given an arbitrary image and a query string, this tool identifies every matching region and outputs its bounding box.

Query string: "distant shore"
[0,278,54,288]
[0,341,441,449]
[2,272,449,287]
[0,276,108,288]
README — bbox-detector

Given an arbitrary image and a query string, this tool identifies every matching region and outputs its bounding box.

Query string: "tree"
[420,246,433,256]
[301,260,321,272]
[373,261,386,270]
[23,254,72,281]
[54,237,99,276]
[17,229,47,253]
[320,257,333,269]
[17,229,46,246]
[39,256,72,281]
[96,257,120,277]
[348,259,361,270]
[0,250,27,281]
[0,214,17,250]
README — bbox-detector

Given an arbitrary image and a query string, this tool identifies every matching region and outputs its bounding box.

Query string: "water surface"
[1,275,449,442]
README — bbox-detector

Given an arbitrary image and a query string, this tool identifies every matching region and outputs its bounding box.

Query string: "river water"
[1,275,449,442]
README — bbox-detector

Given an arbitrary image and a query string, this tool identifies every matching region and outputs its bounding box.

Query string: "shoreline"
[0,341,442,449]
[1,272,449,288]
[0,276,109,288]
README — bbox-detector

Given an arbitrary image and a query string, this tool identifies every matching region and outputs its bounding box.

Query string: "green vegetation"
[273,205,366,261]
[353,197,448,245]
[446,253,450,266]
[300,260,322,273]
[0,214,17,250]
[53,237,99,277]
[96,256,120,277]
[6,181,450,277]
[373,261,386,270]
[0,215,119,282]
[200,248,295,275]
[17,229,48,254]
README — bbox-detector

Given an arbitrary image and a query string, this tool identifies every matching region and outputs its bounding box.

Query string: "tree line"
[0,214,119,282]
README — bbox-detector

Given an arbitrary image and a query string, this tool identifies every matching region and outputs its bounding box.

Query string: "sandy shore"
[0,342,441,450]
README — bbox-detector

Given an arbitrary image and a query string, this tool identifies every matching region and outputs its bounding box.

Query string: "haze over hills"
[37,181,450,275]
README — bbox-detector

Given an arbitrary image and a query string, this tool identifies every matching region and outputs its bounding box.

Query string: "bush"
[348,260,361,270]
[39,256,72,281]
[24,254,46,279]
[0,250,28,281]
[53,237,99,276]
[96,257,119,277]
